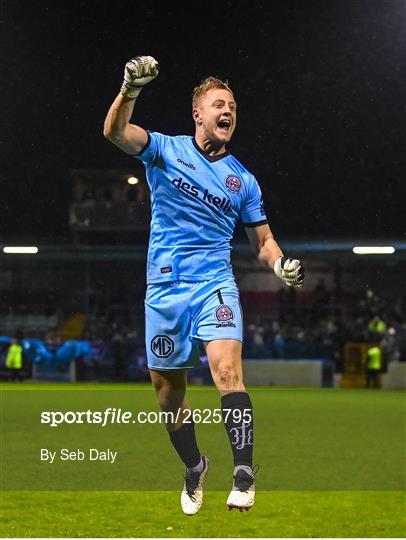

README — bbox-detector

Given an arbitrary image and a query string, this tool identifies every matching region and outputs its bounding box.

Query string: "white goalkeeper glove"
[273,256,305,288]
[120,55,159,99]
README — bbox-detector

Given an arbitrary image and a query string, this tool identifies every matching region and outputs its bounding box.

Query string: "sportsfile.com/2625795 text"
[40,408,252,427]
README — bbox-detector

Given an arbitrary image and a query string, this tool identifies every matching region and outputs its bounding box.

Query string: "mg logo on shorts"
[215,305,234,322]
[151,335,174,358]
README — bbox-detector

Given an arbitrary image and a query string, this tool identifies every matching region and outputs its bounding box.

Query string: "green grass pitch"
[1,382,405,537]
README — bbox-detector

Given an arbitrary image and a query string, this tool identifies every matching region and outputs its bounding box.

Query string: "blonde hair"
[192,76,234,108]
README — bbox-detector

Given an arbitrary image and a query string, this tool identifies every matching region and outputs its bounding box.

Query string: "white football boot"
[227,465,259,511]
[181,456,209,515]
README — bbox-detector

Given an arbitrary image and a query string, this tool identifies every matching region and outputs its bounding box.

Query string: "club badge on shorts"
[214,305,236,328]
[215,305,234,322]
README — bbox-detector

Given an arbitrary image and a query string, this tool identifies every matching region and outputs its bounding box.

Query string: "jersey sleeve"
[134,131,169,164]
[241,175,268,227]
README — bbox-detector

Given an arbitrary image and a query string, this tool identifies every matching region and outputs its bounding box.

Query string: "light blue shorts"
[145,275,243,370]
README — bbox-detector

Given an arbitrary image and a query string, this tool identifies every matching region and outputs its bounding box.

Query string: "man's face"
[193,88,237,145]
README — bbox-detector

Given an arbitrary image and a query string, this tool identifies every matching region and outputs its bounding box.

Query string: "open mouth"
[217,119,231,132]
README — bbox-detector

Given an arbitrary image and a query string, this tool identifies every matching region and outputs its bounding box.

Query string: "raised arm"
[245,223,305,288]
[103,56,159,155]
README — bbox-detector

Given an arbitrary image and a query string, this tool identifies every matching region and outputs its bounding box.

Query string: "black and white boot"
[227,465,259,511]
[181,456,209,515]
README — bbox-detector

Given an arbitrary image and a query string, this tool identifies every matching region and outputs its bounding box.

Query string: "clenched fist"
[273,256,305,288]
[120,55,159,99]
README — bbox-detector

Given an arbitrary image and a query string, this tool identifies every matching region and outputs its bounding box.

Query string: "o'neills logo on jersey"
[171,177,233,215]
[177,158,196,170]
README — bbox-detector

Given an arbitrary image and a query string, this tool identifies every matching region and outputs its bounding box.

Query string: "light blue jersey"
[136,132,267,284]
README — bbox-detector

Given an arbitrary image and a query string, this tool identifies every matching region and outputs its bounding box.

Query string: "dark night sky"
[1,0,405,241]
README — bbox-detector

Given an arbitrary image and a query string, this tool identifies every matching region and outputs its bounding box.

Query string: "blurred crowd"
[244,281,406,370]
[1,278,405,382]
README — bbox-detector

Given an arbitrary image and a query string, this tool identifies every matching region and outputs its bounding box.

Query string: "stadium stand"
[0,246,405,386]
[1,170,404,385]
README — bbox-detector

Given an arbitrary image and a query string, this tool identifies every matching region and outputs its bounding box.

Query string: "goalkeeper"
[104,56,305,515]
